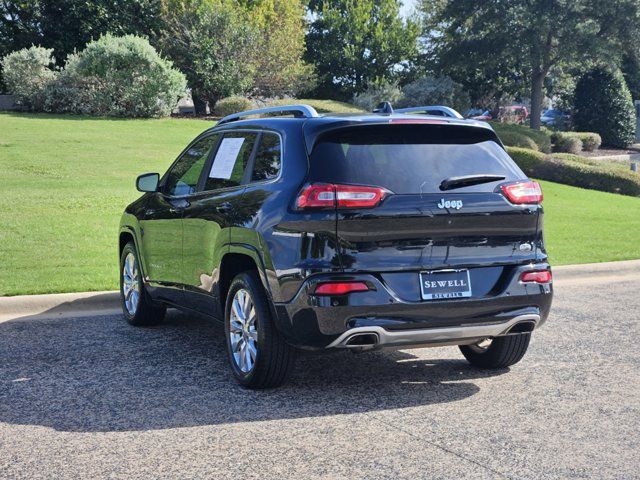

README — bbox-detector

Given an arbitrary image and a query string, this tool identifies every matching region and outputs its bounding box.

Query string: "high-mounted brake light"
[500,181,543,204]
[389,118,449,124]
[297,183,390,209]
[314,281,370,295]
[520,270,552,284]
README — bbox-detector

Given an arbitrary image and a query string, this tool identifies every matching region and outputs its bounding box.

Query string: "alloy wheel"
[122,252,140,315]
[229,288,258,373]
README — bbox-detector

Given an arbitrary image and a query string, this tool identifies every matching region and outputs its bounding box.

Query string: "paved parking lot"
[0,272,638,479]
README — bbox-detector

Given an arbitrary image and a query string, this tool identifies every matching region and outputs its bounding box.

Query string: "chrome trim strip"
[326,314,541,349]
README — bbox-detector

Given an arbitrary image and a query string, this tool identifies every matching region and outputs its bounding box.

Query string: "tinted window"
[164,135,218,196]
[426,109,445,116]
[204,132,257,191]
[309,125,525,194]
[251,133,281,181]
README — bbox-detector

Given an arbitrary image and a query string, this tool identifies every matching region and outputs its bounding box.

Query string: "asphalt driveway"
[0,272,638,479]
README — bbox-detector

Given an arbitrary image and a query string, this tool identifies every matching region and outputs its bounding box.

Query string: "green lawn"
[0,112,638,295]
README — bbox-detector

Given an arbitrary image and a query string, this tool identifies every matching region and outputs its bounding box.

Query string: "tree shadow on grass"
[0,309,508,432]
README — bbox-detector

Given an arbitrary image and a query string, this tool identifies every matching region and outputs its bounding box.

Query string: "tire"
[459,333,531,369]
[119,241,166,326]
[224,271,295,389]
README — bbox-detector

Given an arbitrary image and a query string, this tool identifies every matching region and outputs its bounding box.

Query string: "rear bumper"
[272,264,553,350]
[326,313,540,351]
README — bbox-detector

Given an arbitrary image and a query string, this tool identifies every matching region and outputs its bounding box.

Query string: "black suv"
[119,104,553,388]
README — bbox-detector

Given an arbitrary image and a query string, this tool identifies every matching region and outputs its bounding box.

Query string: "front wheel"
[224,271,295,389]
[119,241,165,326]
[459,333,531,369]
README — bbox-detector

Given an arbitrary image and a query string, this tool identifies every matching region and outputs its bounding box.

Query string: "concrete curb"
[0,291,120,322]
[1,260,639,321]
[553,259,640,280]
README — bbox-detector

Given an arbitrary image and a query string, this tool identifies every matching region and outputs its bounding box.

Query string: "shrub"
[573,67,636,148]
[214,96,253,117]
[552,133,583,154]
[567,132,602,152]
[492,122,552,153]
[396,75,470,113]
[1,46,57,110]
[352,80,403,111]
[64,34,187,117]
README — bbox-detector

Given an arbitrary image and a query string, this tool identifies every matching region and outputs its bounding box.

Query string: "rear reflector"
[520,270,552,284]
[297,183,390,209]
[500,181,543,204]
[314,282,370,295]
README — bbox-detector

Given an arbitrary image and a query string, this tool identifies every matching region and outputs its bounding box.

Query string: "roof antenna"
[373,101,394,115]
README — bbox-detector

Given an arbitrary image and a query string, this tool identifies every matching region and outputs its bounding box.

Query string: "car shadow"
[0,310,508,432]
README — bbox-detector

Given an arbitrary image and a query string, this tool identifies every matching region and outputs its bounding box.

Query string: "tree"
[157,0,257,113]
[246,0,316,97]
[0,0,162,62]
[574,67,636,148]
[421,0,640,129]
[305,0,419,99]
[622,53,640,100]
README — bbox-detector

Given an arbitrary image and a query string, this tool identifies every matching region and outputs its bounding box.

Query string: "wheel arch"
[218,244,271,311]
[119,226,147,280]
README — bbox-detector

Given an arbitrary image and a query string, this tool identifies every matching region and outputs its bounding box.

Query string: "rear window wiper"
[439,174,506,191]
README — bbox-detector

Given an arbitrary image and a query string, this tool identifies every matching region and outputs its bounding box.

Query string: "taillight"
[297,183,390,209]
[314,281,370,295]
[500,181,543,204]
[520,270,552,284]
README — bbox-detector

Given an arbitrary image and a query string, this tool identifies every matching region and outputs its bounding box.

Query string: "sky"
[400,0,418,17]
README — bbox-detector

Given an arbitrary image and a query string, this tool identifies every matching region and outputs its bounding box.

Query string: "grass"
[0,112,211,295]
[540,180,640,265]
[0,112,638,295]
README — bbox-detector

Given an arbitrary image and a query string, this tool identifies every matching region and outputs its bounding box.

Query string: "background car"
[470,110,493,121]
[540,109,570,128]
[498,105,529,124]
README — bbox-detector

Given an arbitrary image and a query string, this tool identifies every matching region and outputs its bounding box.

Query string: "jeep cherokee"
[118,103,553,388]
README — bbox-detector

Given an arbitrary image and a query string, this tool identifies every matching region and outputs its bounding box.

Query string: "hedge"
[506,147,640,197]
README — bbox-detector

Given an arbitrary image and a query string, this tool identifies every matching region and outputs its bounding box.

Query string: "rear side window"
[251,133,281,181]
[204,132,258,191]
[309,125,525,194]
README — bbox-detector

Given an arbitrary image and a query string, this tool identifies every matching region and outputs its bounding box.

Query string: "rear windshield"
[309,125,525,193]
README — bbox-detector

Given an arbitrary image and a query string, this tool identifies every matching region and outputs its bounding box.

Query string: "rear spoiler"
[302,118,500,156]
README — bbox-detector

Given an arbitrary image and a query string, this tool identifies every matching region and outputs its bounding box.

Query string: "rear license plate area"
[420,269,472,300]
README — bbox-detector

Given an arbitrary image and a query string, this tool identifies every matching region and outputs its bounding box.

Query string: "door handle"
[216,202,232,213]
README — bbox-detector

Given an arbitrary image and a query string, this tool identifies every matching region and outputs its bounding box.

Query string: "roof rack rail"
[396,105,463,119]
[217,104,319,125]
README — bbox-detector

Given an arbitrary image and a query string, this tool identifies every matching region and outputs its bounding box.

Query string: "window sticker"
[209,137,245,179]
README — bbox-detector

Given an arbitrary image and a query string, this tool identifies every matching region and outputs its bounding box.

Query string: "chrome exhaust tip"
[343,332,379,349]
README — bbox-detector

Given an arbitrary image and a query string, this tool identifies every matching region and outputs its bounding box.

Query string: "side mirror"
[136,173,160,193]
